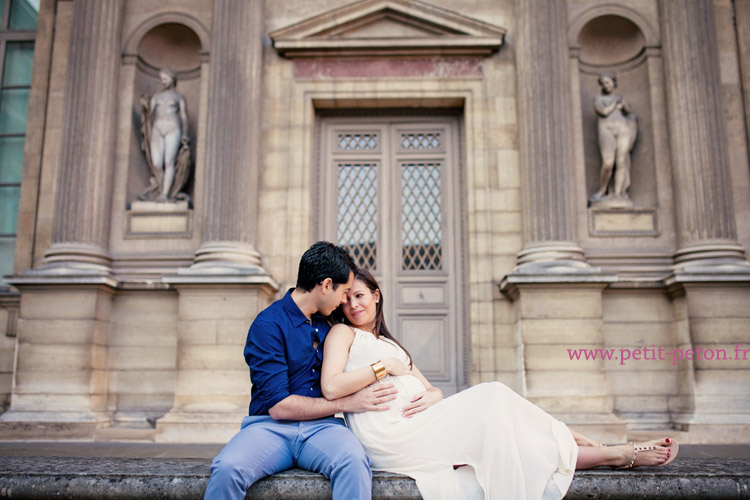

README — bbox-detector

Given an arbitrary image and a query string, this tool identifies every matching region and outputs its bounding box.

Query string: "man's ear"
[320,277,333,294]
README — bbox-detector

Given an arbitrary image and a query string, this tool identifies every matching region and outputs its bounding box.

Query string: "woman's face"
[342,279,380,332]
[600,76,615,94]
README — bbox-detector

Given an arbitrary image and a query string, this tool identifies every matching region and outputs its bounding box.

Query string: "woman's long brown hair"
[333,268,413,368]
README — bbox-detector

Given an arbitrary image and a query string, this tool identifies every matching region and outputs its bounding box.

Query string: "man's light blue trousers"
[203,415,372,500]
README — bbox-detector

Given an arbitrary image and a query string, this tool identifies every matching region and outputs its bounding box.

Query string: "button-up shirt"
[245,289,331,416]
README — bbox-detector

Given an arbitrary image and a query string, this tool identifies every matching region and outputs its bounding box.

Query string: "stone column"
[157,1,278,442]
[660,0,750,441]
[41,0,124,272]
[660,0,745,266]
[191,0,265,270]
[514,0,584,267]
[0,0,124,439]
[501,0,623,441]
[737,0,750,162]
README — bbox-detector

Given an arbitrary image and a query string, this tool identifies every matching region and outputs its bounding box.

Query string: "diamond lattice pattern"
[401,132,441,151]
[401,162,442,270]
[337,163,378,270]
[338,133,379,151]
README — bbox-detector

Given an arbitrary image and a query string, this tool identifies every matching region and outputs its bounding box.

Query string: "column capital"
[499,268,616,301]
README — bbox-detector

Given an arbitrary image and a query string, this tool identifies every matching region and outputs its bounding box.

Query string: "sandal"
[617,439,678,468]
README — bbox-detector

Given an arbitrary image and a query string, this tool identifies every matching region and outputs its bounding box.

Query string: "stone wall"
[0,0,747,443]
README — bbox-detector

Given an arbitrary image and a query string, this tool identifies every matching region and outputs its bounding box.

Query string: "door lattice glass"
[401,162,442,271]
[337,163,378,270]
[337,132,379,151]
[400,132,441,151]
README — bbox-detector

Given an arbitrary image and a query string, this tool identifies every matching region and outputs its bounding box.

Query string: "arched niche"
[573,12,658,212]
[568,4,658,50]
[125,21,204,208]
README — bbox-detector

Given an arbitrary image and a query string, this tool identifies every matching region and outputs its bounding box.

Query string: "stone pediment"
[270,0,505,58]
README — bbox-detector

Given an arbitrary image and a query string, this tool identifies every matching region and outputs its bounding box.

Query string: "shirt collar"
[281,288,314,327]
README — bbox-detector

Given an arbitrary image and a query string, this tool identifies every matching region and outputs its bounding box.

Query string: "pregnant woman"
[321,269,677,500]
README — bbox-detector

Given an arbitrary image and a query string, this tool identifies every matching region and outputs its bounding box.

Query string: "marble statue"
[138,67,191,202]
[589,71,637,206]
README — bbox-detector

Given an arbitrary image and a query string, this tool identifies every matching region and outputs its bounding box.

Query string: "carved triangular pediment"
[270,0,505,58]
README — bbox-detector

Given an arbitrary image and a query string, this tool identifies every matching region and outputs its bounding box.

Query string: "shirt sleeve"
[245,318,291,411]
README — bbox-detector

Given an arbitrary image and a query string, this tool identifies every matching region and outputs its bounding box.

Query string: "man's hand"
[343,383,397,413]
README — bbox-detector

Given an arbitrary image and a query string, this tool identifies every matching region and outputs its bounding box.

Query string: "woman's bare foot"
[569,429,602,447]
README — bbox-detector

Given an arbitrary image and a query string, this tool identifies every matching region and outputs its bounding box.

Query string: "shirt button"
[315,328,319,333]
[312,369,316,373]
[310,387,314,391]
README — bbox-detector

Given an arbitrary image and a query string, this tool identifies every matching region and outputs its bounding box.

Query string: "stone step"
[0,456,748,499]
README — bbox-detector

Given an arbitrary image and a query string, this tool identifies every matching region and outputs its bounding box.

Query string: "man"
[204,241,396,500]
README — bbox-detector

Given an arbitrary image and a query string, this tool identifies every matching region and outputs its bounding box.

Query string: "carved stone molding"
[270,0,505,58]
[588,208,659,237]
[567,3,659,49]
[121,11,210,64]
[125,201,193,239]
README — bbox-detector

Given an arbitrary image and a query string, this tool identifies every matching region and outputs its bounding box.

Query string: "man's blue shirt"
[245,289,332,416]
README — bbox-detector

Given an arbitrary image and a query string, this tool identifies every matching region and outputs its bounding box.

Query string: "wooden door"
[319,116,466,395]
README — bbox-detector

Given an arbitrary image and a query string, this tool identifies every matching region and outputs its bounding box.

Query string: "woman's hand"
[381,357,410,376]
[401,387,443,418]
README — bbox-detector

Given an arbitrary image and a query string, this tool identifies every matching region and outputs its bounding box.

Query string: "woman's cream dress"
[344,328,578,500]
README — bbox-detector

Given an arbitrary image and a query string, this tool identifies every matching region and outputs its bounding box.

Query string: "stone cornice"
[270,0,505,58]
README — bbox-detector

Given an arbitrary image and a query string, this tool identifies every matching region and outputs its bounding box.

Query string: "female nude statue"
[589,72,637,204]
[139,67,191,202]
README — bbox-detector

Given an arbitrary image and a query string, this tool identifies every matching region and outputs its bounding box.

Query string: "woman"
[321,269,677,500]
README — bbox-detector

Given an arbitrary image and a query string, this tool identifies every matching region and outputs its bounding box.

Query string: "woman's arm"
[321,324,408,400]
[594,95,618,117]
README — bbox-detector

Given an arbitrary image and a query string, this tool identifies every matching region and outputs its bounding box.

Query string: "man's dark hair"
[295,241,356,292]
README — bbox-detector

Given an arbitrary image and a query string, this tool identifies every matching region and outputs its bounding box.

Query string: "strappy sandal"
[616,439,679,468]
[617,442,640,469]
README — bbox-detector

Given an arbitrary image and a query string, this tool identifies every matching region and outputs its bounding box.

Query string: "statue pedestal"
[588,206,659,237]
[125,200,192,238]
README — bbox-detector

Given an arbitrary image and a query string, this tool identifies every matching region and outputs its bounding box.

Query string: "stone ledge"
[0,456,748,499]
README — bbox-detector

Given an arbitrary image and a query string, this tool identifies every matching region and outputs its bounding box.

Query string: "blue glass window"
[0,0,37,284]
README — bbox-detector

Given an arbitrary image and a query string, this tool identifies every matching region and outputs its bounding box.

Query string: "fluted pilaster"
[43,0,124,270]
[515,0,584,266]
[660,0,746,266]
[193,0,264,270]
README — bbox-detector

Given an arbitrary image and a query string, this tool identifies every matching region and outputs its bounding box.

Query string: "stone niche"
[576,14,659,237]
[125,23,202,238]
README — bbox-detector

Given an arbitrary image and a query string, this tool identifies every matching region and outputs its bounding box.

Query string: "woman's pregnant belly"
[349,373,427,429]
[390,373,428,413]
